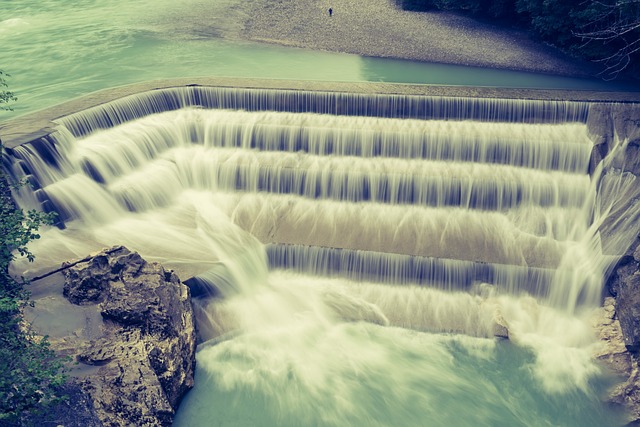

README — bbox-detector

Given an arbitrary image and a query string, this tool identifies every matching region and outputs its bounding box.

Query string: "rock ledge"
[47,246,196,427]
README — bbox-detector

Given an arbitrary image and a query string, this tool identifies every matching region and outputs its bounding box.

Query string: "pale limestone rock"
[492,308,509,339]
[55,246,197,427]
[593,297,640,425]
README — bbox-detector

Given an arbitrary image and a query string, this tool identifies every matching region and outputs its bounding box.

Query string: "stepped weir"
[3,82,635,299]
[2,80,640,426]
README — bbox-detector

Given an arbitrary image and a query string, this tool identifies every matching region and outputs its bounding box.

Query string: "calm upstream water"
[0,0,635,121]
[2,1,639,427]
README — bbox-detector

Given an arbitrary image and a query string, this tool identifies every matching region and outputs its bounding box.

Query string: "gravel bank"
[242,0,595,77]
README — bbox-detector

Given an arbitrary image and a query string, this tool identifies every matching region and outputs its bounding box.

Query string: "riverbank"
[242,0,597,77]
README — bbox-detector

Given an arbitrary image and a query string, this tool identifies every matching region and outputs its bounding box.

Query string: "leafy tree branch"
[1,70,66,420]
[0,70,17,111]
[574,0,640,79]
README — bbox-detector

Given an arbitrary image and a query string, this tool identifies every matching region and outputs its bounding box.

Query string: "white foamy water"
[5,89,639,426]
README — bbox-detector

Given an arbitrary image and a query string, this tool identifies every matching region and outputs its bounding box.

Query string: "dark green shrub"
[1,74,66,422]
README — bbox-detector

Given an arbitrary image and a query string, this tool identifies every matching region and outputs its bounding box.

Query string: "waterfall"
[53,87,591,138]
[5,87,637,311]
[4,86,638,426]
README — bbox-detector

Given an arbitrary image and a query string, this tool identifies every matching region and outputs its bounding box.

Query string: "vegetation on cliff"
[0,71,66,422]
[0,166,66,423]
[0,71,17,111]
[397,0,640,80]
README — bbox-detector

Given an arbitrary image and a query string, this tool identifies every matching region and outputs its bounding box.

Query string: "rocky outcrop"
[589,101,640,349]
[594,297,640,425]
[588,101,640,425]
[587,103,640,146]
[51,246,196,427]
[608,243,640,352]
[587,103,640,176]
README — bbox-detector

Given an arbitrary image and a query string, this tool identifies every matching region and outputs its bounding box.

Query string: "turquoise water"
[171,267,627,427]
[7,100,636,426]
[2,2,637,426]
[0,0,635,121]
[176,320,622,427]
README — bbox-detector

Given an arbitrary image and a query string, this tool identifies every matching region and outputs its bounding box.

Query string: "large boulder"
[45,246,196,427]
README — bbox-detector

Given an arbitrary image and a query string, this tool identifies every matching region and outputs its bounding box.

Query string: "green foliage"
[0,317,67,420]
[516,0,576,43]
[0,146,66,422]
[573,0,640,79]
[0,174,53,300]
[395,0,640,79]
[0,70,17,111]
[396,0,519,19]
[395,0,437,12]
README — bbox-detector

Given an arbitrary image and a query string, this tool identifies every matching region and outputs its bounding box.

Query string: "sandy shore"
[241,0,596,77]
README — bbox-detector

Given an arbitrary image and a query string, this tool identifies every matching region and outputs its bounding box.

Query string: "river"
[0,0,635,121]
[1,1,637,426]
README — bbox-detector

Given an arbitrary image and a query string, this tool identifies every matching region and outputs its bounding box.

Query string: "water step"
[65,108,592,173]
[266,243,555,297]
[98,146,589,211]
[54,86,591,138]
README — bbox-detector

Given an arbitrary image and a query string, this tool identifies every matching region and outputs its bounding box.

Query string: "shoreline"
[240,0,598,78]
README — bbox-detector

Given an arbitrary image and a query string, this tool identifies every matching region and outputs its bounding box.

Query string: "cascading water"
[4,86,639,426]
